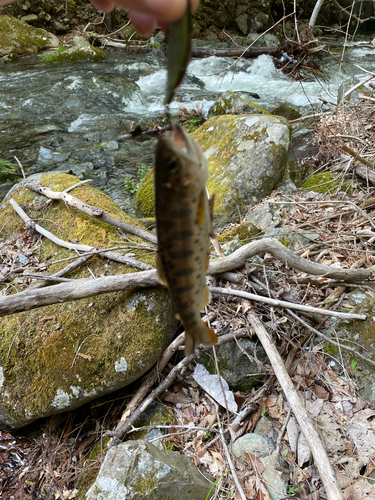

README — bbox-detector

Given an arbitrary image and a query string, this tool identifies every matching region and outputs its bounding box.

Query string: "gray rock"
[264,227,320,248]
[245,202,282,229]
[200,338,268,392]
[86,440,214,500]
[0,16,58,56]
[230,433,288,500]
[106,140,119,151]
[20,14,39,25]
[194,114,291,227]
[73,36,90,48]
[53,21,68,33]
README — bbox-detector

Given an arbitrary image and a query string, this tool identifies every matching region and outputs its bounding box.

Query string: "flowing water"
[0,39,374,215]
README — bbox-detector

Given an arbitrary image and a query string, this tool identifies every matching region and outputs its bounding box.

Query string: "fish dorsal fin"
[196,190,206,227]
[156,253,169,287]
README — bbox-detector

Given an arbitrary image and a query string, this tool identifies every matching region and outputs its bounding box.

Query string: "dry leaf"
[314,384,330,400]
[77,352,92,362]
[343,478,375,500]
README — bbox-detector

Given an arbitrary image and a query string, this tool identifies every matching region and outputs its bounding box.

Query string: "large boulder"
[0,173,176,430]
[0,16,58,56]
[194,114,291,228]
[135,116,291,227]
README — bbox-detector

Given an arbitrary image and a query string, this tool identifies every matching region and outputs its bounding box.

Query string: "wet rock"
[207,90,264,118]
[230,433,288,499]
[3,52,19,63]
[86,440,213,500]
[194,114,291,227]
[53,21,68,33]
[0,173,176,430]
[41,44,105,63]
[0,16,58,56]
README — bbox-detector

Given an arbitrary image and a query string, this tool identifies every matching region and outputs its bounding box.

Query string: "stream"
[0,38,374,217]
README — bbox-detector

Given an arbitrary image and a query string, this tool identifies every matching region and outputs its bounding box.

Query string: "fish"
[155,125,218,355]
[165,0,192,105]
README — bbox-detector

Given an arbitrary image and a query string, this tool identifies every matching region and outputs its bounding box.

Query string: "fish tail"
[184,321,218,356]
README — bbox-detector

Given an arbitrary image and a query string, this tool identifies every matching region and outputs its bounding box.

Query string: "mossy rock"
[40,44,105,63]
[208,90,268,118]
[135,169,155,218]
[271,105,301,121]
[193,114,291,228]
[217,222,260,254]
[0,173,176,430]
[0,16,59,56]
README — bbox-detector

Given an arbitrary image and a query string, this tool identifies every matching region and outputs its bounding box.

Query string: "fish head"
[155,125,207,196]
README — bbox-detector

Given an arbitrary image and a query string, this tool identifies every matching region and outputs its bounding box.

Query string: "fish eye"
[167,159,179,170]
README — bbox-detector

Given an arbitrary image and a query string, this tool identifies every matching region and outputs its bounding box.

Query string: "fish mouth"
[170,125,190,155]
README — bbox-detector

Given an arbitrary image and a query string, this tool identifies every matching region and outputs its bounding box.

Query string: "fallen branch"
[211,286,366,321]
[1,237,373,317]
[25,183,157,244]
[247,312,344,500]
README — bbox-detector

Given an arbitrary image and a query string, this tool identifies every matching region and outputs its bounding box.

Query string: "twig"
[14,156,25,179]
[9,198,154,271]
[210,286,366,321]
[210,396,247,500]
[25,183,157,244]
[342,144,373,168]
[247,312,344,500]
[106,329,249,447]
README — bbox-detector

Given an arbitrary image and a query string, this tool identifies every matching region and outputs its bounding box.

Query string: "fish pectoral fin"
[196,189,206,227]
[199,286,212,310]
[175,312,181,320]
[156,253,169,287]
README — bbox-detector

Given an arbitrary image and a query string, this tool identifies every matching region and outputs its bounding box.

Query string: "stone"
[20,14,39,25]
[0,173,176,430]
[200,337,268,392]
[207,90,264,119]
[245,202,282,229]
[0,16,58,56]
[73,36,90,48]
[86,440,214,500]
[230,433,288,500]
[53,21,68,33]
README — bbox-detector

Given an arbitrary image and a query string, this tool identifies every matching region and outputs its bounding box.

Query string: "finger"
[128,11,157,37]
[111,0,199,23]
[91,0,115,13]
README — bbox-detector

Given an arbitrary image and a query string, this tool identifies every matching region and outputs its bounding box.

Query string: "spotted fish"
[155,125,217,355]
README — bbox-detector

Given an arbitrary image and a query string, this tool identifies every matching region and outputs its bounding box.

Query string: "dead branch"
[191,46,277,58]
[247,312,344,500]
[210,286,366,320]
[25,183,157,244]
[1,237,374,317]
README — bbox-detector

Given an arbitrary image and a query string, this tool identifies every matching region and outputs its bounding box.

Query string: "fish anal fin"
[157,253,169,287]
[196,190,206,227]
[184,322,217,356]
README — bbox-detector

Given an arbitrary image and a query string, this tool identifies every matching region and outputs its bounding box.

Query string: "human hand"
[91,0,199,35]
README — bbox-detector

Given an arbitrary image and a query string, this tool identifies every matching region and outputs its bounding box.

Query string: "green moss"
[39,45,105,63]
[135,169,155,218]
[302,172,352,194]
[271,105,301,121]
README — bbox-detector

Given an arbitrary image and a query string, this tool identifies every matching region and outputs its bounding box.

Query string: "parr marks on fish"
[155,125,217,355]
